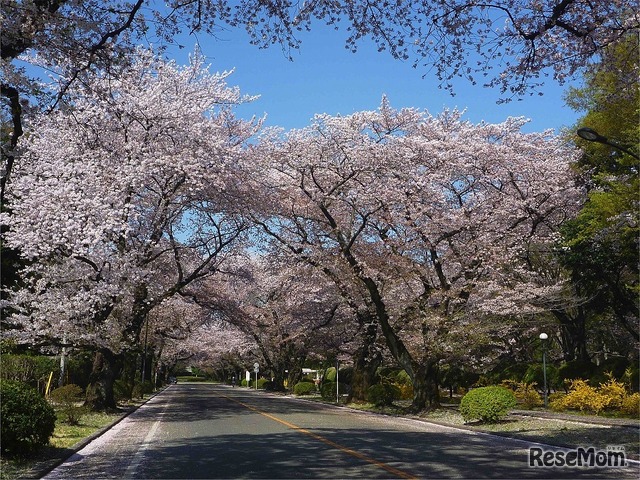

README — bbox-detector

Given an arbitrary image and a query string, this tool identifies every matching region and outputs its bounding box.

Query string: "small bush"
[258,378,272,390]
[367,383,401,406]
[557,361,596,386]
[396,382,414,400]
[320,382,349,400]
[113,379,133,402]
[460,386,517,423]
[621,393,640,417]
[548,392,567,411]
[551,379,605,414]
[501,380,543,409]
[293,382,316,396]
[324,367,337,383]
[132,380,154,399]
[553,375,630,415]
[1,380,57,455]
[49,384,85,425]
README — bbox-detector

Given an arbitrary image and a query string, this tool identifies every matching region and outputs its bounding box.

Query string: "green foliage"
[557,360,596,385]
[132,381,154,399]
[622,366,639,392]
[523,364,559,390]
[49,384,85,425]
[589,357,630,386]
[459,386,517,423]
[324,367,337,382]
[395,369,412,385]
[367,383,401,406]
[0,380,56,455]
[320,382,349,400]
[258,378,273,390]
[113,379,133,402]
[0,354,58,385]
[338,367,354,385]
[561,34,639,354]
[440,365,479,390]
[293,382,317,396]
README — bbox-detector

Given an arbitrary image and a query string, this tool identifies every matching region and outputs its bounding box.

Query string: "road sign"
[253,362,259,373]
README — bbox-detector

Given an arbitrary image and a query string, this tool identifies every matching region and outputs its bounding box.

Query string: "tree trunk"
[85,349,120,411]
[410,361,440,411]
[554,308,589,362]
[348,321,382,402]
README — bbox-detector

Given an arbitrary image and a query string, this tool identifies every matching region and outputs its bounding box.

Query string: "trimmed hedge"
[1,380,56,454]
[460,386,516,423]
[320,382,349,400]
[367,383,401,406]
[293,382,317,396]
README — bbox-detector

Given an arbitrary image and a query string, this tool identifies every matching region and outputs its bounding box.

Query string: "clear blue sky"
[173,25,582,134]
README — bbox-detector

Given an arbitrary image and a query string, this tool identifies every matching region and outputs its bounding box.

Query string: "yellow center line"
[222,394,417,479]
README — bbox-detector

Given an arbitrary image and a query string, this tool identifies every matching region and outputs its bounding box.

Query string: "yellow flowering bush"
[621,393,640,417]
[550,374,633,415]
[501,380,543,409]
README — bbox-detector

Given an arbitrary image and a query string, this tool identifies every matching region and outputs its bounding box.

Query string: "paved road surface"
[44,383,638,479]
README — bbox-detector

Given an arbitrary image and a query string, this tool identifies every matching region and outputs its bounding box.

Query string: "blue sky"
[173,25,582,134]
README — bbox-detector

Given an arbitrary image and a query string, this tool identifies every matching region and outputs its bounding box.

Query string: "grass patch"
[0,411,122,480]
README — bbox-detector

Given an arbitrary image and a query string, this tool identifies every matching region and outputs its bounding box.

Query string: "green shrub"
[395,370,412,385]
[293,382,317,396]
[523,364,559,390]
[132,380,154,399]
[49,384,86,425]
[557,360,596,386]
[258,378,272,390]
[324,367,337,383]
[1,380,57,454]
[367,383,401,406]
[590,358,629,386]
[0,354,58,385]
[460,386,517,423]
[113,379,133,402]
[320,382,349,400]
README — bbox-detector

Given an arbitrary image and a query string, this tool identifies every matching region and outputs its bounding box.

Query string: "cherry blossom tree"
[151,299,257,384]
[2,48,258,408]
[3,1,637,206]
[191,252,357,390]
[246,98,582,410]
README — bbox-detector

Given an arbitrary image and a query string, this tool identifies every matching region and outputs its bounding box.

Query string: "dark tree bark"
[85,349,121,411]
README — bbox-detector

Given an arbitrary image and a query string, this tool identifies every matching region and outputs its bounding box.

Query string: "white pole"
[336,360,339,404]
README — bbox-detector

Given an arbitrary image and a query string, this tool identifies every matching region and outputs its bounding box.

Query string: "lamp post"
[577,127,639,160]
[539,333,548,408]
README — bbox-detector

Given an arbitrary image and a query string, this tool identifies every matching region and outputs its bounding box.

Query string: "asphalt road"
[43,383,637,479]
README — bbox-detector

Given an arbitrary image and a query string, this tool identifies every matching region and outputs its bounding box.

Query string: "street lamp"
[539,333,548,408]
[577,127,639,160]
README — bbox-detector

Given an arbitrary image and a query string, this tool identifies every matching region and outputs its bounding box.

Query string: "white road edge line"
[124,396,170,477]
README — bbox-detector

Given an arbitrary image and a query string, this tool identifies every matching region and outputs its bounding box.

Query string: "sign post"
[253,362,259,390]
